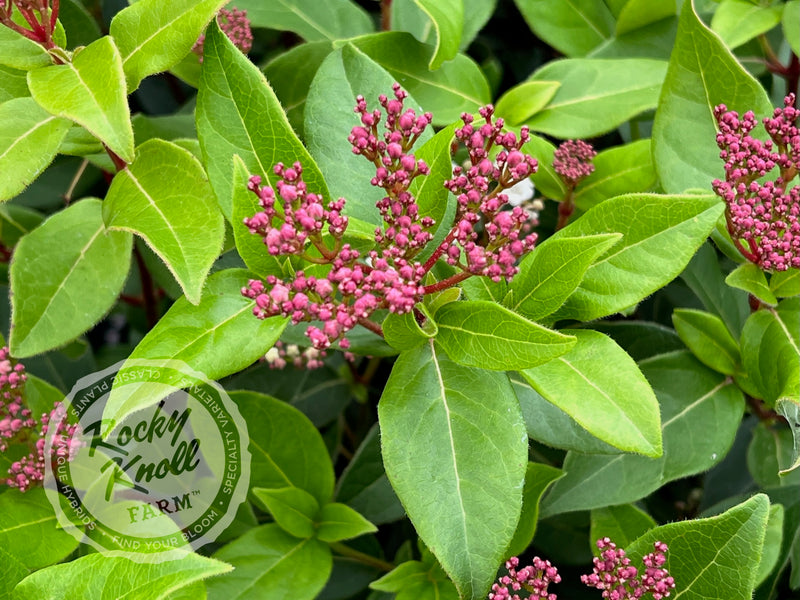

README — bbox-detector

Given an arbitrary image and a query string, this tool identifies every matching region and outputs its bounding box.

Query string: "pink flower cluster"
[712,94,800,271]
[489,555,560,600]
[581,538,675,600]
[0,347,79,493]
[263,340,326,370]
[193,7,253,62]
[553,139,597,186]
[242,85,541,349]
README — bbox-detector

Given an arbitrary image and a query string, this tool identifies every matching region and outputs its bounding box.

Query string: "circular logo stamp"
[43,359,251,562]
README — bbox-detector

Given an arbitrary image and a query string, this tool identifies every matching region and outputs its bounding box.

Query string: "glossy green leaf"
[14,551,230,600]
[414,0,463,69]
[740,299,800,405]
[0,545,28,600]
[775,399,800,477]
[652,0,773,194]
[711,0,782,49]
[590,504,657,551]
[770,269,800,298]
[305,44,429,225]
[121,269,287,381]
[0,97,70,201]
[59,0,101,48]
[494,81,560,126]
[234,0,373,42]
[756,504,785,587]
[335,424,405,525]
[0,204,43,247]
[392,0,496,53]
[504,233,622,321]
[590,14,679,60]
[524,59,667,138]
[506,463,564,557]
[459,276,505,303]
[379,342,527,599]
[383,303,438,351]
[104,139,224,304]
[747,422,800,488]
[350,32,491,126]
[549,193,724,321]
[435,300,577,371]
[672,308,741,375]
[784,1,800,56]
[0,66,29,103]
[253,487,319,539]
[572,139,657,211]
[231,391,334,505]
[521,329,662,457]
[111,0,226,91]
[0,488,78,570]
[512,0,615,56]
[27,36,134,163]
[370,554,459,600]
[208,524,332,600]
[541,351,744,515]
[590,321,685,361]
[626,495,770,600]
[725,262,778,306]
[0,25,51,70]
[410,123,455,233]
[615,0,676,35]
[315,502,377,543]
[197,20,328,220]
[9,198,131,357]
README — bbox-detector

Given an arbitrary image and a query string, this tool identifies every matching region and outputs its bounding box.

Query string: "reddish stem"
[556,187,575,231]
[357,316,384,338]
[2,17,39,40]
[103,144,128,172]
[380,0,392,31]
[422,271,471,294]
[50,0,58,31]
[422,230,457,273]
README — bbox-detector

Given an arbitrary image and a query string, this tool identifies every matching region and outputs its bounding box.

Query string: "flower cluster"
[242,85,541,349]
[193,7,253,62]
[0,0,58,48]
[488,555,560,600]
[263,340,326,370]
[712,94,800,271]
[0,347,80,492]
[553,139,597,187]
[581,538,675,600]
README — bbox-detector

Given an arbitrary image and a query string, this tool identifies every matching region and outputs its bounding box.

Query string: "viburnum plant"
[0,0,798,599]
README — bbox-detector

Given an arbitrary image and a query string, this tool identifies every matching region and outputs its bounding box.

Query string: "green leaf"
[549,193,724,321]
[0,25,51,70]
[0,488,78,570]
[711,0,783,49]
[524,58,668,138]
[383,303,438,351]
[111,0,227,91]
[197,20,329,220]
[572,139,657,212]
[541,351,744,515]
[59,0,101,48]
[590,504,657,551]
[120,269,288,381]
[335,424,405,525]
[304,44,430,225]
[775,399,800,477]
[770,269,800,298]
[234,0,373,42]
[350,32,491,127]
[747,422,800,488]
[506,463,564,557]
[252,487,319,539]
[652,0,773,194]
[370,556,459,600]
[0,204,43,246]
[231,391,334,505]
[740,299,800,405]
[392,0,496,53]
[590,320,685,361]
[625,495,770,600]
[512,0,615,56]
[104,139,224,304]
[0,545,28,600]
[672,308,741,375]
[414,0,463,69]
[410,123,455,234]
[526,134,567,201]
[615,0,676,35]
[725,262,778,306]
[435,300,577,371]
[756,504,785,587]
[504,233,622,321]
[459,276,505,303]
[15,551,232,600]
[520,329,662,457]
[784,1,800,56]
[379,342,527,599]
[9,198,132,357]
[0,66,30,103]
[27,36,134,163]
[315,502,377,543]
[494,81,560,127]
[0,97,70,201]
[208,524,332,600]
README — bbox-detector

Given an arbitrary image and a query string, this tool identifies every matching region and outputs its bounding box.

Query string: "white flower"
[504,177,535,207]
